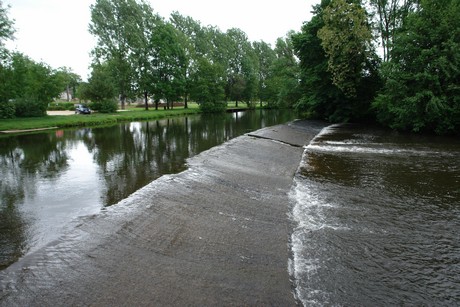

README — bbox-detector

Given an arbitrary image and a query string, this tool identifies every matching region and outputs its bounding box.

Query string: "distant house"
[58,87,74,101]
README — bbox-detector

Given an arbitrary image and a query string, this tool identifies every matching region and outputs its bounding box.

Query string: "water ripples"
[290,124,460,306]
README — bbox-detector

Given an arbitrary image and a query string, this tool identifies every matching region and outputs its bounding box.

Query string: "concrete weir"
[0,120,326,306]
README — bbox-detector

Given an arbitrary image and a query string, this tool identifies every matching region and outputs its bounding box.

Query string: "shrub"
[90,99,118,113]
[199,101,226,113]
[47,102,75,111]
[0,101,16,119]
[14,99,47,117]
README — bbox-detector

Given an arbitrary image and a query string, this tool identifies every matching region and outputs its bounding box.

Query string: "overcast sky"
[4,0,319,81]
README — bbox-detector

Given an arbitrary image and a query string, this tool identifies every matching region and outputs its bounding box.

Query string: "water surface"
[291,124,460,305]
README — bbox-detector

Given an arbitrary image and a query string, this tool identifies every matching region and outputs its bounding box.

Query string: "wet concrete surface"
[0,120,326,306]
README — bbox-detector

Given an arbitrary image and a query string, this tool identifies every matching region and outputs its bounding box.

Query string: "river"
[2,115,459,305]
[0,110,296,270]
[290,124,460,305]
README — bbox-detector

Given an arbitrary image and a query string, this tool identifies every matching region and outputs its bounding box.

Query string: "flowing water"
[0,110,296,270]
[290,124,460,305]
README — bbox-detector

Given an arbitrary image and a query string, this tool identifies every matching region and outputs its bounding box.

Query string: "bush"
[199,101,227,113]
[47,102,75,111]
[0,101,16,119]
[90,99,118,113]
[14,99,47,117]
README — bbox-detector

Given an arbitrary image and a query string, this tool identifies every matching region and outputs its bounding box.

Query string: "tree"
[293,0,380,122]
[0,0,14,58]
[79,63,117,103]
[368,0,419,62]
[149,22,186,110]
[317,0,375,98]
[253,41,276,107]
[292,0,349,121]
[55,67,82,101]
[6,53,63,117]
[130,2,161,110]
[372,0,460,134]
[170,12,205,109]
[265,35,301,108]
[189,58,226,112]
[0,0,15,117]
[89,0,147,109]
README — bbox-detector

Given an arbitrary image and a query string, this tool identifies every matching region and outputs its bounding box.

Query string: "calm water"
[0,110,296,269]
[290,124,460,305]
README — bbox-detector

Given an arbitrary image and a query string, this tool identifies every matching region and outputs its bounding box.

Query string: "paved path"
[0,120,325,306]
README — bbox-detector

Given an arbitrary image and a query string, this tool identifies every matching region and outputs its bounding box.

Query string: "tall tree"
[0,0,14,58]
[149,21,186,109]
[368,0,419,62]
[189,58,226,112]
[89,0,147,109]
[0,0,14,117]
[373,0,460,134]
[130,2,161,110]
[317,0,375,98]
[265,35,301,108]
[292,0,348,121]
[79,63,117,103]
[253,41,276,106]
[169,12,204,109]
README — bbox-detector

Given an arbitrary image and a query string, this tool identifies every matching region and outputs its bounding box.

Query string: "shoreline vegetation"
[0,102,256,134]
[0,108,200,134]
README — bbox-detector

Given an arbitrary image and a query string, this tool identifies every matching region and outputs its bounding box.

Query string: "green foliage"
[0,53,64,117]
[0,1,14,57]
[54,67,82,101]
[14,98,47,117]
[373,0,460,134]
[79,63,116,102]
[198,101,227,113]
[265,36,301,108]
[293,0,380,123]
[0,100,14,119]
[253,41,276,104]
[317,0,375,98]
[190,58,226,113]
[89,0,146,107]
[368,0,419,62]
[148,22,186,107]
[292,1,350,121]
[90,99,118,113]
[47,102,75,111]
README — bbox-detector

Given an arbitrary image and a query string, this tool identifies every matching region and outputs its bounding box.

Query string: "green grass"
[0,107,201,133]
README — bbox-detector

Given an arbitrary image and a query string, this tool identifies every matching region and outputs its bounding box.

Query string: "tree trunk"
[66,85,71,102]
[144,91,149,110]
[120,95,126,110]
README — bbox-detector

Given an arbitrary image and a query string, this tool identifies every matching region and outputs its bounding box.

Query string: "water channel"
[290,124,460,305]
[0,110,296,269]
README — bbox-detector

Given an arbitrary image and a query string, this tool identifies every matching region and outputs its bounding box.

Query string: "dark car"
[75,104,91,115]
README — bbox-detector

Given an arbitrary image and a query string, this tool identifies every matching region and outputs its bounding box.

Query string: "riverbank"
[0,108,201,133]
[0,120,326,306]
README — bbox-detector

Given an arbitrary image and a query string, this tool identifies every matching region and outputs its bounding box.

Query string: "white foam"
[289,176,350,306]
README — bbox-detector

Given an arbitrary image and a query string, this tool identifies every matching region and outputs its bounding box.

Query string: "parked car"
[75,104,91,115]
